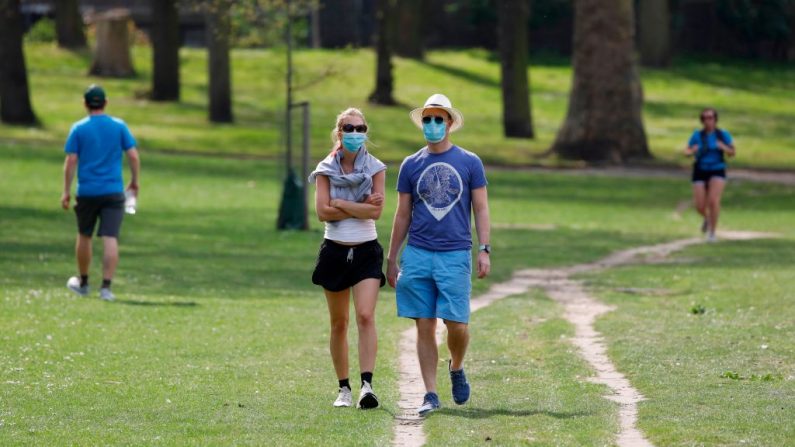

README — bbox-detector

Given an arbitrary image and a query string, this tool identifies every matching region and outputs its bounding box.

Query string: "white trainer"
[66,276,89,296]
[333,387,352,408]
[99,288,116,302]
[707,233,718,243]
[357,382,379,409]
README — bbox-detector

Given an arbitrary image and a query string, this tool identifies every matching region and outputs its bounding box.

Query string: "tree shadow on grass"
[434,406,590,419]
[114,299,198,307]
[418,60,499,89]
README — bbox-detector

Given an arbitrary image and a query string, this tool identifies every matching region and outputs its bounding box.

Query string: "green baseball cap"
[84,84,106,107]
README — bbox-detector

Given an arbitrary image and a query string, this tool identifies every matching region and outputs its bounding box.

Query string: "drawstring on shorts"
[346,247,354,263]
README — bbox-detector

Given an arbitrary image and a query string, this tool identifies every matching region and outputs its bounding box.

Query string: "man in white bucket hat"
[387,93,491,415]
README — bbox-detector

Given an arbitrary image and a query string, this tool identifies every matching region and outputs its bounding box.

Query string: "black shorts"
[74,193,125,238]
[312,239,386,292]
[692,167,727,184]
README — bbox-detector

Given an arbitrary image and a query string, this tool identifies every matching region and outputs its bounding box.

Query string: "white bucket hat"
[409,93,464,133]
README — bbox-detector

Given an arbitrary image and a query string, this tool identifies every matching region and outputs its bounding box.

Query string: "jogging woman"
[308,108,387,409]
[684,107,736,242]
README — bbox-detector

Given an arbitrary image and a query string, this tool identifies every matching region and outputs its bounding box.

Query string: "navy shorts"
[692,167,726,184]
[74,193,125,238]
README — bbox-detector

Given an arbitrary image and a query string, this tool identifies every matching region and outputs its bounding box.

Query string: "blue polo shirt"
[65,114,136,197]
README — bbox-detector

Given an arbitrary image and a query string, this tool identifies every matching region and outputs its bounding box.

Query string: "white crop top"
[325,217,377,243]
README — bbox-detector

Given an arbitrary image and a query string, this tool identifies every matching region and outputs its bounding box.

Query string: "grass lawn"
[587,239,795,446]
[3,138,794,444]
[2,41,795,445]
[1,43,793,168]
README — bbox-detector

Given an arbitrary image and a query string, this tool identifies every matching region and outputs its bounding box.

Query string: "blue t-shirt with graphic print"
[65,114,137,197]
[688,129,733,171]
[397,145,488,251]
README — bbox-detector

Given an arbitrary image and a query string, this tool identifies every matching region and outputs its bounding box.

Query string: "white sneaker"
[99,288,116,301]
[66,276,89,296]
[333,387,352,407]
[707,233,718,243]
[357,382,379,409]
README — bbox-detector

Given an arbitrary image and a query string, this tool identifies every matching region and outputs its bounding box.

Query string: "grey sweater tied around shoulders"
[308,146,386,203]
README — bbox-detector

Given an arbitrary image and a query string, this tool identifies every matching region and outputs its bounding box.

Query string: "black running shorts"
[692,167,726,184]
[74,193,125,238]
[312,239,386,292]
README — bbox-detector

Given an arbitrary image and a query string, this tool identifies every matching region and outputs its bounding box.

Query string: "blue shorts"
[396,244,472,323]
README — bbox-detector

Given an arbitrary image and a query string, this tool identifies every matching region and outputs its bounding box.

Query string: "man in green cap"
[61,84,141,301]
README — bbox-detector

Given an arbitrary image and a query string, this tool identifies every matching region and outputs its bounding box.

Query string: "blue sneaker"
[417,392,440,416]
[449,360,470,405]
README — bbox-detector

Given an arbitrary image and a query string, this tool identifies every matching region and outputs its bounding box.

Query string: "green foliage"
[721,370,742,380]
[690,303,706,314]
[24,18,56,43]
[225,0,315,48]
[721,371,783,381]
[528,0,571,30]
[718,0,794,40]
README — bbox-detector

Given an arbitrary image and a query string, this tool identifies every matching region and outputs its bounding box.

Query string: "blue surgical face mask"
[341,132,367,152]
[423,121,447,143]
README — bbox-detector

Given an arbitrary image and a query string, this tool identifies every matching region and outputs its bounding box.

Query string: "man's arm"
[126,148,141,193]
[330,171,386,220]
[386,192,413,288]
[62,154,78,209]
[472,186,491,279]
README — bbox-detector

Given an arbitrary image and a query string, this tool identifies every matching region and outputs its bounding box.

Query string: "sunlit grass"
[3,43,793,168]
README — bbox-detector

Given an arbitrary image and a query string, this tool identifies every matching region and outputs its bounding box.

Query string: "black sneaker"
[357,381,379,409]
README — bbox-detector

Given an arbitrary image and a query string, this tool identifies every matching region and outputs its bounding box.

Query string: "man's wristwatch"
[478,244,491,254]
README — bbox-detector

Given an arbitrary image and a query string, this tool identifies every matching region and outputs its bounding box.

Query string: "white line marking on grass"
[392,231,774,447]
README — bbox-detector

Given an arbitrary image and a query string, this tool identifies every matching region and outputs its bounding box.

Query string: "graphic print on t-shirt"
[416,162,463,221]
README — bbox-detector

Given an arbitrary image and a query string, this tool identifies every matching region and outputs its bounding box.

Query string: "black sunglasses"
[422,115,446,125]
[341,123,368,133]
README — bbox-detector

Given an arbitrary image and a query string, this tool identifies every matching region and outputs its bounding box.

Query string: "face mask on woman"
[341,132,367,152]
[422,120,447,143]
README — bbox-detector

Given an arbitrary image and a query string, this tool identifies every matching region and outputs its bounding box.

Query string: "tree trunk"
[0,0,37,124]
[55,0,87,49]
[497,0,534,138]
[89,9,135,77]
[151,0,180,101]
[639,0,671,67]
[551,0,650,163]
[206,0,233,123]
[309,3,321,49]
[368,0,396,105]
[394,0,424,59]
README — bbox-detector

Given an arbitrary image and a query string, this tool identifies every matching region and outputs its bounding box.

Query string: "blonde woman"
[308,108,387,409]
